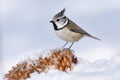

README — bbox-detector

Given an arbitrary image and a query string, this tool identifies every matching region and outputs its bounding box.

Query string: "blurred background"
[0,0,120,73]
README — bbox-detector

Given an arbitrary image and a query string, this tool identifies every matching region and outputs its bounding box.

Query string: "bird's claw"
[62,48,75,53]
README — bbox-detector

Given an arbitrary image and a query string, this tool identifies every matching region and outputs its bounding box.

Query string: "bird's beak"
[50,20,53,23]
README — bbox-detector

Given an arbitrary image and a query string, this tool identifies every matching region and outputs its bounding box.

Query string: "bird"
[50,8,101,49]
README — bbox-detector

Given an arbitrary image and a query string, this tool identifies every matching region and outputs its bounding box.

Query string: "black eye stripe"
[56,16,66,21]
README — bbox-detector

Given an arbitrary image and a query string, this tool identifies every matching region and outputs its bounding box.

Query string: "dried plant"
[5,49,78,80]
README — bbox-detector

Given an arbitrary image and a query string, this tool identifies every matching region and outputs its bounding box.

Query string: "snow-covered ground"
[1,49,120,80]
[0,73,4,80]
[26,56,120,80]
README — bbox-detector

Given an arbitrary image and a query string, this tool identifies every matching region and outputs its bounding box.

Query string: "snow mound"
[4,49,77,80]
[27,56,120,80]
[0,74,4,80]
[2,49,120,80]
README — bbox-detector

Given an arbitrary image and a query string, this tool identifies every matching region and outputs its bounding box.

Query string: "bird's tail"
[89,35,101,41]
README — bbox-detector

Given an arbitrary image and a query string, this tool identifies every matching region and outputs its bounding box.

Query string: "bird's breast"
[55,28,84,42]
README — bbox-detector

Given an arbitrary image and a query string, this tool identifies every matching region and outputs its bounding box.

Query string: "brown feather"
[66,19,101,41]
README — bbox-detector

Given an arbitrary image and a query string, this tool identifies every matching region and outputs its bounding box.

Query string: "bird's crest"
[53,8,65,19]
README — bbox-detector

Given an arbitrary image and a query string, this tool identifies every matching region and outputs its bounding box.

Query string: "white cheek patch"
[56,22,63,29]
[55,19,68,29]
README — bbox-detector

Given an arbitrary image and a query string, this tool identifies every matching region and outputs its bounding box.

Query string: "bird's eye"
[56,19,60,21]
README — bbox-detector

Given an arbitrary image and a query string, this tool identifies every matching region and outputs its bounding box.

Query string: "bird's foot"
[62,48,75,53]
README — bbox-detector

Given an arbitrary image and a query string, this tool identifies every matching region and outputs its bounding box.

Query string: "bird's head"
[50,8,68,30]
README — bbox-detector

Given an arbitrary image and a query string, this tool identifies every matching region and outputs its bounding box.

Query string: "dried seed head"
[43,59,48,65]
[63,57,68,63]
[5,49,78,80]
[24,73,30,79]
[18,72,22,77]
[57,54,62,60]
[14,73,18,78]
[66,61,71,68]
[59,66,65,71]
[56,59,61,64]
[66,52,72,59]
[72,56,78,64]
[61,61,66,67]
[29,64,33,69]
[55,63,60,69]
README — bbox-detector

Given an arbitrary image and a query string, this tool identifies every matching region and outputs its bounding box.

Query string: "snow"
[26,56,120,80]
[0,73,4,80]
[1,49,120,80]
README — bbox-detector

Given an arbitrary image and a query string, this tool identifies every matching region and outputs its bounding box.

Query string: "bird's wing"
[67,19,90,35]
[67,19,101,41]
